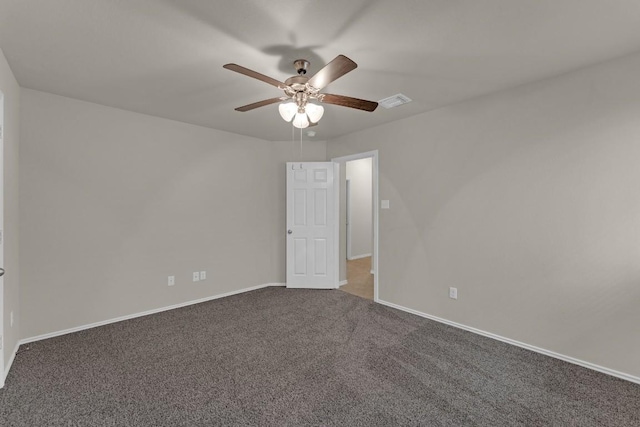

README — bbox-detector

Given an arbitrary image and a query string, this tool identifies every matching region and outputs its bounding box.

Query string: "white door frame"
[332,150,380,302]
[345,178,352,260]
[0,91,4,387]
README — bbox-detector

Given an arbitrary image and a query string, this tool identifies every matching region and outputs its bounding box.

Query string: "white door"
[286,162,338,289]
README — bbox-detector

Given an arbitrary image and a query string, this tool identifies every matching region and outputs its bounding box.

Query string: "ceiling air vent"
[378,93,412,109]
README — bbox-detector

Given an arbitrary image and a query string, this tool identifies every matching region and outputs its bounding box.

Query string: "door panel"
[293,189,306,225]
[314,239,327,275]
[294,238,307,274]
[286,162,338,289]
[314,189,327,225]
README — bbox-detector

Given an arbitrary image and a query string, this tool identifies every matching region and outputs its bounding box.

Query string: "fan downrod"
[293,59,309,75]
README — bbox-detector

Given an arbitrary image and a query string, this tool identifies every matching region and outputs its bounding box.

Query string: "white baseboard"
[263,283,286,288]
[20,283,285,346]
[338,280,348,287]
[347,253,372,261]
[377,299,640,385]
[2,341,21,387]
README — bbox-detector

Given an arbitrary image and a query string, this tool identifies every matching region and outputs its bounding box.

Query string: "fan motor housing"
[285,75,309,91]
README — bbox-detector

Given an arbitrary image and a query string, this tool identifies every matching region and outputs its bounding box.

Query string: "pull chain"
[291,121,295,159]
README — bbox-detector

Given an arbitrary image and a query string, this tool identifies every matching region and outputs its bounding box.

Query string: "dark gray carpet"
[1,287,638,426]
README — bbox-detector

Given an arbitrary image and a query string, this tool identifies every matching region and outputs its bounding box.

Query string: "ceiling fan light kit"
[223,54,378,129]
[278,99,324,129]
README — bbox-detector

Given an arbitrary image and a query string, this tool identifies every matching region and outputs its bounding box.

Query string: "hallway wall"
[346,157,372,259]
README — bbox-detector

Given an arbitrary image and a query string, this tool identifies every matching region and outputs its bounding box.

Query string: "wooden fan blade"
[307,55,357,90]
[320,94,378,112]
[235,97,284,112]
[223,63,287,89]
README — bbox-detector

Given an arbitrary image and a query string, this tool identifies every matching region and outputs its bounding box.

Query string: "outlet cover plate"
[449,287,458,299]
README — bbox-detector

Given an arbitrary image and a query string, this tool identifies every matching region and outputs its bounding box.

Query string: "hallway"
[340,256,373,300]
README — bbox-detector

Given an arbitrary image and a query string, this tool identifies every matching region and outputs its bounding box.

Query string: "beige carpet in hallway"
[341,256,374,300]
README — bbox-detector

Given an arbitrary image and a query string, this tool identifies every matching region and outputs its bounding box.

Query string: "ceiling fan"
[223,54,378,128]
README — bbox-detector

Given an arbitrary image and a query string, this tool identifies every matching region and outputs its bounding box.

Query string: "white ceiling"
[2,0,640,141]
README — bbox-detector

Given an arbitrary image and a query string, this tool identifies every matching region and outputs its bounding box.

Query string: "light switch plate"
[193,272,200,282]
[200,271,206,280]
[381,200,390,209]
[168,276,175,287]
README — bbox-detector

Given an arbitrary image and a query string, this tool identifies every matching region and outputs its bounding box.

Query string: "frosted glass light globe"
[278,102,297,122]
[293,112,310,129]
[305,103,324,123]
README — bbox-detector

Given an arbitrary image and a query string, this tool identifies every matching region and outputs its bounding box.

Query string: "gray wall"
[327,51,640,378]
[0,48,20,378]
[19,89,325,339]
[346,158,372,259]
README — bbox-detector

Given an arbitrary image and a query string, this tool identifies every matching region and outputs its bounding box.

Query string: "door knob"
[287,229,293,234]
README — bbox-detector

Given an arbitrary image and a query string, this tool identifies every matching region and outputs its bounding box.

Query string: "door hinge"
[0,335,3,350]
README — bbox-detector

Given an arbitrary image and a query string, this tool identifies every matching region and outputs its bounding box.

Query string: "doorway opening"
[332,151,379,302]
[345,158,373,299]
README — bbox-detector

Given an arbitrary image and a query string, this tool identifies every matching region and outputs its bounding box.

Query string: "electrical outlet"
[10,311,14,327]
[200,271,206,280]
[193,272,200,282]
[449,287,458,300]
[168,276,175,287]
